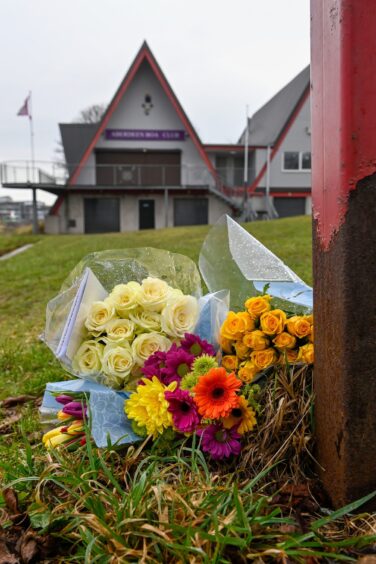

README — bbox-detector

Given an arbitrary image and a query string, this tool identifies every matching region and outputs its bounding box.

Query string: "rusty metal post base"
[313,175,376,509]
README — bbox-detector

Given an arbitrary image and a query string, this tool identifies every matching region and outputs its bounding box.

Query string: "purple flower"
[165,388,200,433]
[62,401,87,419]
[163,346,194,384]
[141,351,167,380]
[180,333,216,357]
[56,394,75,405]
[197,423,242,460]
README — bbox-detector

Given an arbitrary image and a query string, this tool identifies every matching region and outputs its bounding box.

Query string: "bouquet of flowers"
[41,216,314,461]
[125,332,259,459]
[220,294,314,383]
[72,277,199,390]
[43,248,212,390]
[42,392,87,450]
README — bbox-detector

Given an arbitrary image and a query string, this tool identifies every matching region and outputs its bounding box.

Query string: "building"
[239,65,311,218]
[0,196,50,224]
[0,42,311,233]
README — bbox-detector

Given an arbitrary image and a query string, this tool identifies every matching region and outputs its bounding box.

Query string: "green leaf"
[312,490,376,530]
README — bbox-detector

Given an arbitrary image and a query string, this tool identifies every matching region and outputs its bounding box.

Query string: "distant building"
[239,66,311,218]
[1,42,311,233]
[0,196,50,224]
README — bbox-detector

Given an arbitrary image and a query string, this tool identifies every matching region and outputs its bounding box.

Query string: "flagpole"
[243,104,249,216]
[29,91,38,234]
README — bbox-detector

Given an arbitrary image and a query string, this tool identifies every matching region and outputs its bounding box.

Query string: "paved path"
[0,244,34,261]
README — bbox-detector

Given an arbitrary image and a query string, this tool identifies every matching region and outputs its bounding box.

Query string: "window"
[301,152,311,170]
[282,151,311,171]
[283,152,299,170]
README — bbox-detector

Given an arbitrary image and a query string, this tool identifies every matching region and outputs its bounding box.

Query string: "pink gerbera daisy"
[197,423,242,460]
[165,388,200,433]
[180,333,216,357]
[164,345,194,384]
[141,351,167,380]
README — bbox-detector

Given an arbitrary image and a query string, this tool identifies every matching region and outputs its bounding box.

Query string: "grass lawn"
[2,216,375,562]
[0,233,42,256]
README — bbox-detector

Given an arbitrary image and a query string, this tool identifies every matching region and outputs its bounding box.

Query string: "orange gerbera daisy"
[192,367,241,419]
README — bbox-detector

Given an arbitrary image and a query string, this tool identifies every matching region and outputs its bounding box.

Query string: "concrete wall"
[255,97,311,189]
[46,191,232,234]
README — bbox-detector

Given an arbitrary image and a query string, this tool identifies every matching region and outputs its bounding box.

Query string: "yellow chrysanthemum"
[222,395,257,434]
[125,376,177,438]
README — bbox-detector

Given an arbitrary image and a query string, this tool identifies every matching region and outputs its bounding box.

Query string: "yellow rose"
[286,316,312,339]
[238,312,255,332]
[238,361,259,383]
[73,340,103,375]
[137,277,172,312]
[105,318,135,344]
[222,355,239,372]
[260,309,287,336]
[244,295,272,319]
[220,311,253,341]
[129,309,162,333]
[298,343,314,364]
[234,340,250,359]
[251,347,278,370]
[108,282,141,317]
[273,332,297,350]
[132,332,172,365]
[161,295,199,338]
[85,301,116,335]
[308,326,314,343]
[243,330,269,351]
[101,343,135,387]
[219,335,234,354]
[279,348,300,365]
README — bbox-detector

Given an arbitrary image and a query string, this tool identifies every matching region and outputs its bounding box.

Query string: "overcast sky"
[0,0,310,204]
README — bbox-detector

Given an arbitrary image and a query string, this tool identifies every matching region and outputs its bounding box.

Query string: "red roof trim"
[51,42,216,215]
[246,86,310,195]
[268,191,311,198]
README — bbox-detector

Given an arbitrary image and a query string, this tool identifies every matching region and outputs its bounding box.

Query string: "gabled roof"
[59,123,98,174]
[239,65,310,146]
[68,40,216,185]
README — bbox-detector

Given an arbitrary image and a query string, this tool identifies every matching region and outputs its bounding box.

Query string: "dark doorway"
[274,197,306,218]
[139,199,155,229]
[96,150,181,186]
[84,198,120,233]
[174,198,208,226]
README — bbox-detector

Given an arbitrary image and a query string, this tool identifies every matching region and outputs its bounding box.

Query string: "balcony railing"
[1,161,255,189]
[0,162,258,211]
[0,161,68,186]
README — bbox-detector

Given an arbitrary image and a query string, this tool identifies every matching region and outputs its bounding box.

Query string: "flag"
[17,94,30,118]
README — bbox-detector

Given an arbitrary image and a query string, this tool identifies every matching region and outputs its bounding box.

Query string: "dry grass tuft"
[239,363,315,485]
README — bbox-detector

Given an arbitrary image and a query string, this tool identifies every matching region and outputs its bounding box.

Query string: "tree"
[76,104,106,124]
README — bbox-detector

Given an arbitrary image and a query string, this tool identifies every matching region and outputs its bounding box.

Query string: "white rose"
[72,340,103,375]
[108,282,141,317]
[137,277,172,312]
[132,332,172,365]
[104,318,135,344]
[101,343,135,387]
[129,309,162,333]
[161,295,199,339]
[85,301,116,336]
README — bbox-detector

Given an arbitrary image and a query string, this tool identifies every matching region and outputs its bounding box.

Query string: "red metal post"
[311,0,376,508]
